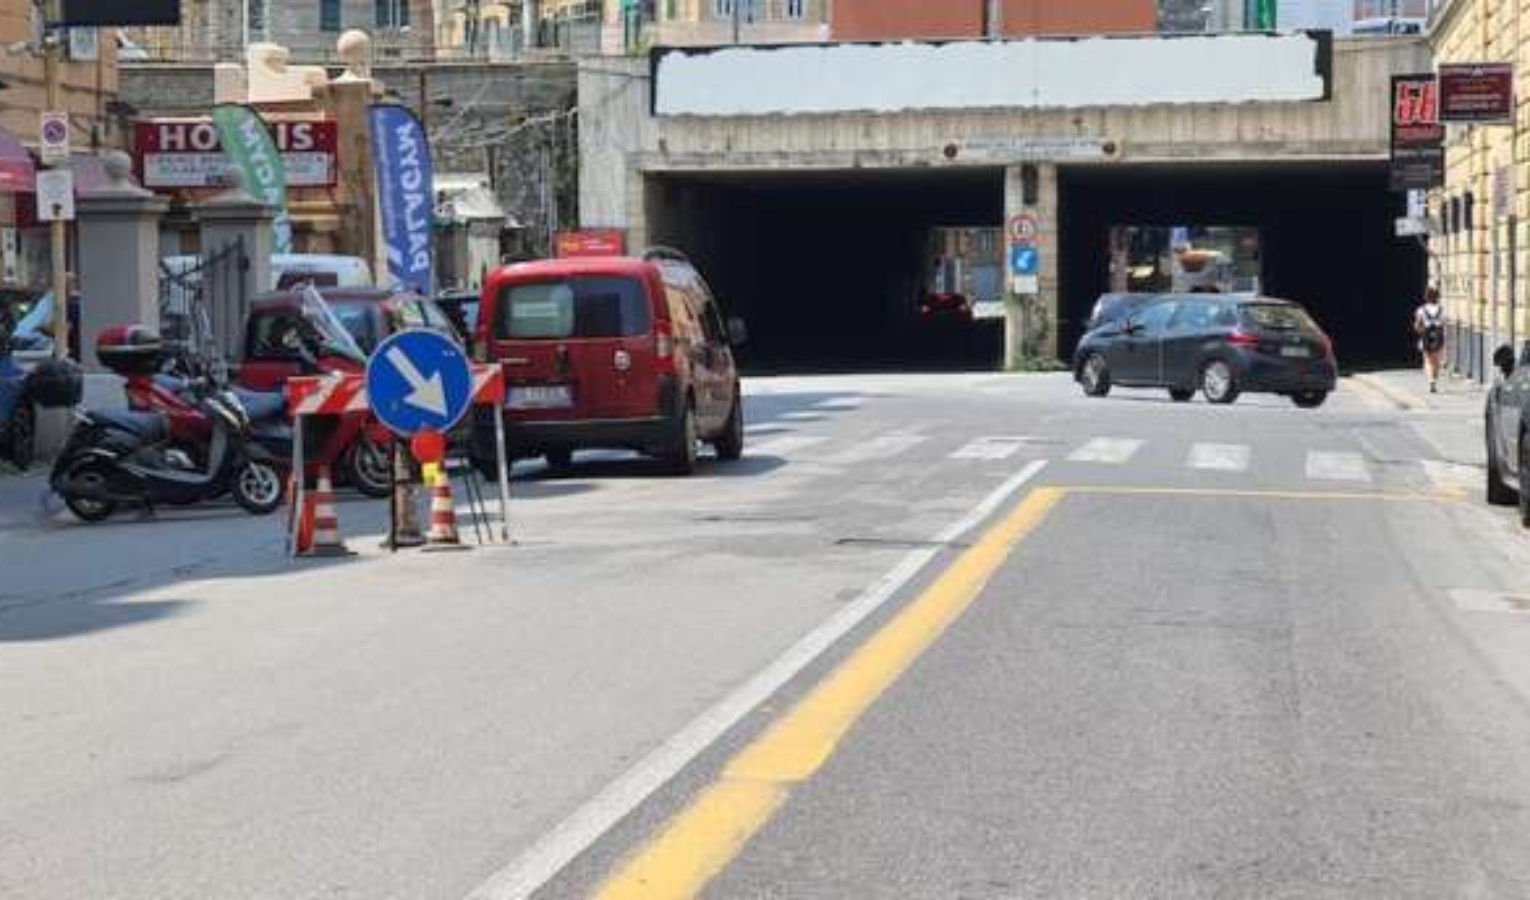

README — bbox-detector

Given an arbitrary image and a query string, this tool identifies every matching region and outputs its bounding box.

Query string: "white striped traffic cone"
[302,466,355,558]
[424,470,469,551]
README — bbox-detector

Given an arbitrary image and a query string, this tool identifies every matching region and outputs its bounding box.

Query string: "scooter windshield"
[299,286,367,365]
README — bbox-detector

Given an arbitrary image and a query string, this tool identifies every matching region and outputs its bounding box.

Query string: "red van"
[473,249,746,475]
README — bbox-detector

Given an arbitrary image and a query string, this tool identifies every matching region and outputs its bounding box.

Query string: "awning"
[0,129,35,194]
[435,174,519,226]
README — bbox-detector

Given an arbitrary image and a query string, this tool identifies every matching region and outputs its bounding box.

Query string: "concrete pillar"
[1003,162,1060,368]
[195,181,275,364]
[74,151,170,373]
[316,78,384,283]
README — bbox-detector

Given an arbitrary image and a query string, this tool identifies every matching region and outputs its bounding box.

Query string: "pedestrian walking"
[1414,287,1446,393]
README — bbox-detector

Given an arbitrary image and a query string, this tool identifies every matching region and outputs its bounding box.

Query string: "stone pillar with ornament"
[75,151,170,372]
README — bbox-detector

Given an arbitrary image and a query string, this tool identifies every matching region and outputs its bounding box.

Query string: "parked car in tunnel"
[473,248,747,475]
[1484,343,1530,525]
[1074,294,1337,407]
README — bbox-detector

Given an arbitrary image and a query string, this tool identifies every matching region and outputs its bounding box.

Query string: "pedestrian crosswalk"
[740,421,1476,494]
[1067,438,1144,465]
[1187,443,1252,472]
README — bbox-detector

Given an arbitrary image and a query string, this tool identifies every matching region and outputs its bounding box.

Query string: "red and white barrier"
[282,362,511,556]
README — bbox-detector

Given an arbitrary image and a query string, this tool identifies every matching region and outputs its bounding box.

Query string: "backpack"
[1420,306,1445,352]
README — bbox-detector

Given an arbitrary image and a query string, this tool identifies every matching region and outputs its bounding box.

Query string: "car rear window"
[1241,304,1321,333]
[497,277,651,340]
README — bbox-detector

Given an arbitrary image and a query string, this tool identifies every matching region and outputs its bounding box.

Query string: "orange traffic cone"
[425,470,468,552]
[302,466,355,558]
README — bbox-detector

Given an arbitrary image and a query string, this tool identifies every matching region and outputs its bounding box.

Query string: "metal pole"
[43,0,67,361]
[290,414,305,557]
[1511,215,1519,355]
[732,0,741,44]
[493,398,511,544]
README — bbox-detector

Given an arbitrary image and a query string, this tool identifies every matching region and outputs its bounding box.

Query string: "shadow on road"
[0,596,191,643]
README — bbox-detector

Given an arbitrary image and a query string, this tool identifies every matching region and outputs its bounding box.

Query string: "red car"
[474,249,746,475]
[238,287,441,498]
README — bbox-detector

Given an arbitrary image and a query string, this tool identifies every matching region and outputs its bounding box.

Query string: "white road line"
[748,435,829,458]
[462,460,1051,900]
[950,436,1032,461]
[819,433,929,465]
[777,411,828,422]
[1187,443,1251,472]
[1422,459,1479,491]
[1067,438,1143,465]
[1306,451,1372,483]
[812,397,865,410]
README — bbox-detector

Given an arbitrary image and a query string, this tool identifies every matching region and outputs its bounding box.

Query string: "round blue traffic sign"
[365,329,474,437]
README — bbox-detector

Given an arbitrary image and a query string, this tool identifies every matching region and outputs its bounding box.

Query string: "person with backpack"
[1414,286,1446,393]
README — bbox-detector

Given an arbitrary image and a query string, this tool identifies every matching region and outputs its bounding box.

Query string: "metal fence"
[158,238,249,378]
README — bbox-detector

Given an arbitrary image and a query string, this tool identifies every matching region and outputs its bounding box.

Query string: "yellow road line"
[594,487,1065,900]
[1061,485,1462,503]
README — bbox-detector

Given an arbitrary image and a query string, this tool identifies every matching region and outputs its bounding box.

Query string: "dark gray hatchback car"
[1073,294,1338,407]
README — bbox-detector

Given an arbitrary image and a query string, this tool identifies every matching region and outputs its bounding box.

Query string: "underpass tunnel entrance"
[645,168,1006,372]
[1059,162,1425,369]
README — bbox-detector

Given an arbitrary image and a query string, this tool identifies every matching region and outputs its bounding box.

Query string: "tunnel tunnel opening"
[1059,162,1426,370]
[645,168,1007,373]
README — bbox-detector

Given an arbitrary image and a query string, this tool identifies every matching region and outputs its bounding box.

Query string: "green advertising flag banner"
[1254,0,1277,29]
[211,104,293,253]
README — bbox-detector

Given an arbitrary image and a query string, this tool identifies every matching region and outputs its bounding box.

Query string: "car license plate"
[507,385,572,410]
[1280,345,1311,358]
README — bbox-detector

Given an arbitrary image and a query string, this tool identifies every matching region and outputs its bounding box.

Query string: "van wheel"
[662,402,698,476]
[713,396,744,462]
[1292,391,1328,409]
[1201,360,1240,405]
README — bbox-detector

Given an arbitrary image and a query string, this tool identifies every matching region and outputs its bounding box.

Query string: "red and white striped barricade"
[282,364,509,554]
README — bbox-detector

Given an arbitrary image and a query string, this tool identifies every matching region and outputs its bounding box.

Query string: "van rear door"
[490,274,658,420]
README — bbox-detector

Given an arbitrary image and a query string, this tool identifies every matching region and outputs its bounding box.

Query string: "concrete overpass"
[579,34,1432,369]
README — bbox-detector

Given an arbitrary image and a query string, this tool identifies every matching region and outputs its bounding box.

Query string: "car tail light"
[1228,329,1260,348]
[1319,334,1335,358]
[655,321,676,374]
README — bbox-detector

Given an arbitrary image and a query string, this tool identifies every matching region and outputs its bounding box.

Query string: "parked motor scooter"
[111,334,293,472]
[51,329,285,522]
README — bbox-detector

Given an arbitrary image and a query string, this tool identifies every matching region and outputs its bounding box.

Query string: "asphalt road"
[4,373,1530,899]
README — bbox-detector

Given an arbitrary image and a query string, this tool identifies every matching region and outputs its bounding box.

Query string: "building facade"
[128,0,439,62]
[1429,0,1530,380]
[603,0,1154,53]
[0,0,122,290]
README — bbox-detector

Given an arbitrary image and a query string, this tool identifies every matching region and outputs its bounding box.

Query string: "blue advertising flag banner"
[369,105,435,295]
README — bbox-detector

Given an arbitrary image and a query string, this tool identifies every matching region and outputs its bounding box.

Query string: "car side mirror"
[1494,344,1516,378]
[1122,322,1143,336]
[727,317,748,346]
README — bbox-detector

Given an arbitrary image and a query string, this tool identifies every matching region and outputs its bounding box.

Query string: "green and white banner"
[211,104,293,253]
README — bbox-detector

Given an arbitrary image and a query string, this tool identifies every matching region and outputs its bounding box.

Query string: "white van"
[160,253,373,295]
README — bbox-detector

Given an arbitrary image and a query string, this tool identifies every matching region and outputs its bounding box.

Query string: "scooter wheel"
[346,437,394,499]
[232,460,285,515]
[59,461,116,522]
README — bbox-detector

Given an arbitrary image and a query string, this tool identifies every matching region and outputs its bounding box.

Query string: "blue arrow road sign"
[365,329,474,437]
[1009,245,1040,277]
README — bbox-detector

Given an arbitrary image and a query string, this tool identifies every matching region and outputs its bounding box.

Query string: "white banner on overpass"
[653,33,1332,117]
